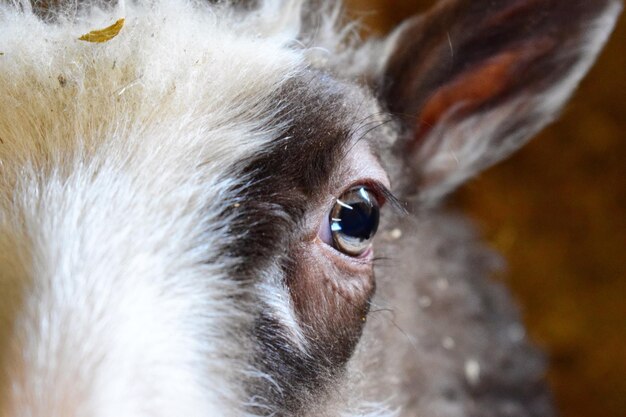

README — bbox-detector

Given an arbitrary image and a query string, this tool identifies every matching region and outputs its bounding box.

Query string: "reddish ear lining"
[412,39,555,148]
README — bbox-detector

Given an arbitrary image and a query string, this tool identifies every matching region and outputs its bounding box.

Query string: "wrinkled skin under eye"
[289,185,381,370]
[329,186,380,256]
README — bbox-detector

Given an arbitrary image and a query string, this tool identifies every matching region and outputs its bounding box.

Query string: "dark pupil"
[335,190,379,241]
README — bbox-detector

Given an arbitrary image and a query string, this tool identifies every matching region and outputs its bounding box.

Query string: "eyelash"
[342,180,404,216]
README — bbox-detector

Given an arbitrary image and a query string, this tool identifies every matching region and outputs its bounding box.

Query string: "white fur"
[0,1,315,415]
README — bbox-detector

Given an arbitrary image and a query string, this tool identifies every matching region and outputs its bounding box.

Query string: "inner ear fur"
[375,0,622,203]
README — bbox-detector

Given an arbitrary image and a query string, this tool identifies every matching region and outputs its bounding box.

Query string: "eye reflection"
[330,186,380,256]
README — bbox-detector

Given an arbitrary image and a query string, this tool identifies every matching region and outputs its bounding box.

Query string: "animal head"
[0,0,620,416]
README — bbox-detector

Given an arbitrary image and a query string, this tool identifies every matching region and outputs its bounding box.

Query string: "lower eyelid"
[315,236,375,268]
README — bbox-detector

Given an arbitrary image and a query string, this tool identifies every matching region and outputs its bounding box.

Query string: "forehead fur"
[0,0,356,184]
[0,0,305,173]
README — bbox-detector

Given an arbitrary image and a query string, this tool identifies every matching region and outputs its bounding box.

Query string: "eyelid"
[351,180,407,216]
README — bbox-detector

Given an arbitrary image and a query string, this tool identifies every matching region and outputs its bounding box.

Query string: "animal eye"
[329,186,380,256]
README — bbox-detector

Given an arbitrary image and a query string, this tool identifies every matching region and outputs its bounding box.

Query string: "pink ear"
[415,40,553,146]
[375,0,622,202]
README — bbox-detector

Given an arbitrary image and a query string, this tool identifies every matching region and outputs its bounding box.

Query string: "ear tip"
[611,0,624,14]
[593,0,623,17]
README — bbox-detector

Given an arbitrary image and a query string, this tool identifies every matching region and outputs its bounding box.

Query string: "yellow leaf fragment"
[79,18,125,43]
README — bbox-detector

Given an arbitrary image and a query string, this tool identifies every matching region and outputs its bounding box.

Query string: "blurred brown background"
[344,1,626,417]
